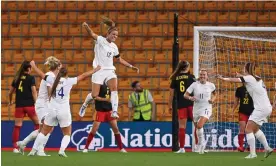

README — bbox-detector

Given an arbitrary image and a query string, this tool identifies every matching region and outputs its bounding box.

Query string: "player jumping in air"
[218,62,273,159]
[9,61,39,154]
[169,60,196,153]
[233,84,254,152]
[79,84,126,153]
[184,69,217,154]
[81,16,139,119]
[28,60,101,157]
[17,56,61,156]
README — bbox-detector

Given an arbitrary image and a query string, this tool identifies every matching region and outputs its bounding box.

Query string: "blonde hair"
[44,56,60,71]
[101,16,118,34]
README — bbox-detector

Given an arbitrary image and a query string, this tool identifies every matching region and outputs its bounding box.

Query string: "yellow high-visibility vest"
[129,89,152,120]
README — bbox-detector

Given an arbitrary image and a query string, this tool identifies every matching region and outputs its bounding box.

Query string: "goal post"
[193,26,276,151]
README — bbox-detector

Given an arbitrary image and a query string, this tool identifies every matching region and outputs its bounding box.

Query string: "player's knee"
[197,124,203,129]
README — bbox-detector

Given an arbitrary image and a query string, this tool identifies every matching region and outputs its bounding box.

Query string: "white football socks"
[255,130,270,150]
[60,135,71,153]
[22,129,39,146]
[38,133,51,153]
[111,91,118,113]
[84,93,93,106]
[197,128,204,145]
[246,133,256,155]
[32,133,47,151]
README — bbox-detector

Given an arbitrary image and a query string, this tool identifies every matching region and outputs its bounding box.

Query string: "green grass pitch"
[2,151,275,166]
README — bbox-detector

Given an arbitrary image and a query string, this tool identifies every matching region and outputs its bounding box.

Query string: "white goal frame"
[193,26,276,78]
[192,26,276,152]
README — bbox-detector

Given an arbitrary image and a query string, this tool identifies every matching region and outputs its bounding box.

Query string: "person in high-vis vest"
[128,81,156,121]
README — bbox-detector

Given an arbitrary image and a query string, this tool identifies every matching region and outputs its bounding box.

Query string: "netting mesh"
[198,30,276,151]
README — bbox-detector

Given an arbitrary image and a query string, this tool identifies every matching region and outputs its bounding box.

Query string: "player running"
[79,84,126,153]
[16,56,61,156]
[233,84,254,152]
[81,16,139,119]
[28,60,101,157]
[218,62,273,159]
[8,60,39,154]
[169,60,196,153]
[184,69,216,154]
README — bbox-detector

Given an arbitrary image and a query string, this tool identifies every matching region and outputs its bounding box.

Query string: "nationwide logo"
[71,124,104,151]
[71,124,251,150]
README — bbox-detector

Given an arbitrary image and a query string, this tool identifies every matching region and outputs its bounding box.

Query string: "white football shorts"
[92,69,117,85]
[44,105,72,128]
[35,102,50,125]
[248,106,272,126]
[193,107,212,123]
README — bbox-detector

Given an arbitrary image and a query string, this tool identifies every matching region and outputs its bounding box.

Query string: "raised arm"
[116,57,139,73]
[82,22,98,40]
[77,66,101,82]
[30,61,46,79]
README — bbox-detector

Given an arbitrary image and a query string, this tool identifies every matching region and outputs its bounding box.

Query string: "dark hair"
[49,67,68,100]
[101,16,118,34]
[131,81,139,88]
[14,60,31,85]
[245,62,261,81]
[169,60,190,80]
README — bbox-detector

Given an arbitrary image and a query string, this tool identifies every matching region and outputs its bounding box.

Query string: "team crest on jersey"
[71,124,104,151]
[107,52,112,58]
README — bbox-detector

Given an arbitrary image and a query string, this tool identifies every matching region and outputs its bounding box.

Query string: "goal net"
[193,27,276,151]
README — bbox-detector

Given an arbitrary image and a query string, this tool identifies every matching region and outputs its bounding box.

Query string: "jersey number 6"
[180,81,185,92]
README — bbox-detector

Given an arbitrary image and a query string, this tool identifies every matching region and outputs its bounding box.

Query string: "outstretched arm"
[217,75,242,83]
[82,22,98,40]
[77,66,101,82]
[116,57,139,73]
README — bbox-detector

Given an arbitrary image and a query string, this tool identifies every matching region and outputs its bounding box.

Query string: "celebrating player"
[184,69,216,154]
[169,60,196,153]
[17,56,61,156]
[81,16,139,119]
[233,84,254,152]
[28,61,101,157]
[79,84,126,153]
[217,62,273,159]
[8,61,39,154]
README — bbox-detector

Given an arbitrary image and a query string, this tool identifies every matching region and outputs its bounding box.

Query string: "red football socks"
[84,133,94,149]
[115,133,123,150]
[12,125,21,148]
[179,128,185,148]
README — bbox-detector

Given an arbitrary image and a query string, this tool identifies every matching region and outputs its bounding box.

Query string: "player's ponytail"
[169,60,190,80]
[44,56,60,71]
[245,62,261,81]
[101,16,118,34]
[14,60,31,85]
[49,67,67,100]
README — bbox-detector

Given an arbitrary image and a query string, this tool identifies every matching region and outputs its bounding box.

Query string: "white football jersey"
[93,36,119,70]
[36,71,55,105]
[45,75,77,106]
[240,75,272,110]
[186,81,216,111]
